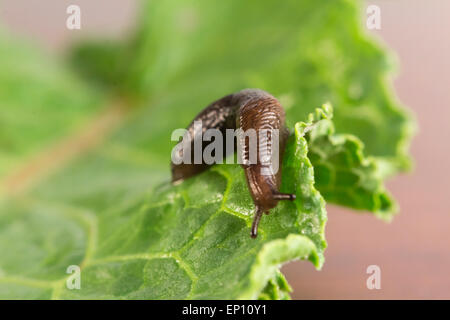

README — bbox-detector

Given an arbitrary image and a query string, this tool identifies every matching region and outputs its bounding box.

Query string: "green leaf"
[308,118,397,219]
[0,32,105,181]
[258,271,292,300]
[69,41,125,91]
[0,0,415,300]
[0,106,329,299]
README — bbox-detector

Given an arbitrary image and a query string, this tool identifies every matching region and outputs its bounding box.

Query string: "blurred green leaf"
[69,41,125,91]
[72,0,414,172]
[0,32,105,180]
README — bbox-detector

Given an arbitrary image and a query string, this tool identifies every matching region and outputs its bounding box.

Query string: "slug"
[171,89,295,238]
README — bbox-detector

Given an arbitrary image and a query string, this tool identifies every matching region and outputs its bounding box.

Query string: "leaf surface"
[1,106,330,299]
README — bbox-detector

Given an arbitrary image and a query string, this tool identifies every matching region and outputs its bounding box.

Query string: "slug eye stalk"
[249,191,296,238]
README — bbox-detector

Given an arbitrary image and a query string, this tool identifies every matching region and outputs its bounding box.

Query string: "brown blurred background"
[0,0,448,299]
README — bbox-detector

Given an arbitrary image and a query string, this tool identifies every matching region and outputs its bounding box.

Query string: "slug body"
[171,89,295,238]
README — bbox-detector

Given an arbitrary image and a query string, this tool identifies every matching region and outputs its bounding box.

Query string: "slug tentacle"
[250,206,264,238]
[171,89,296,238]
[273,192,296,201]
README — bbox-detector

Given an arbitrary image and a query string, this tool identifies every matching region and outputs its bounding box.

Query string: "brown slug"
[171,89,295,238]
